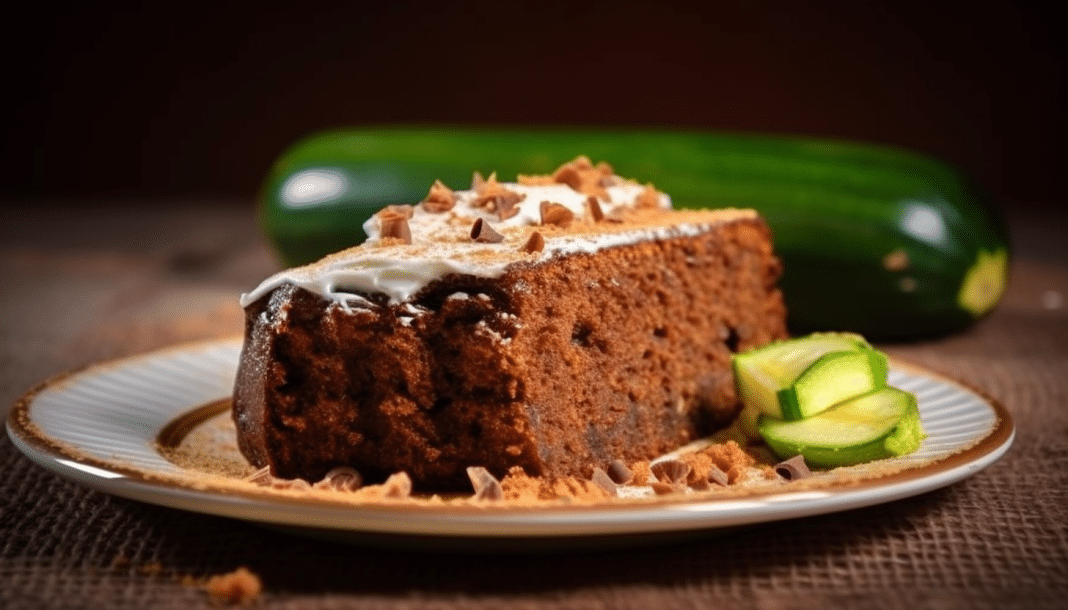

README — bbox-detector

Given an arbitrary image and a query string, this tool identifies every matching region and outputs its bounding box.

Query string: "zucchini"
[733,332,887,442]
[733,332,879,420]
[777,350,889,420]
[258,127,1010,339]
[758,387,925,467]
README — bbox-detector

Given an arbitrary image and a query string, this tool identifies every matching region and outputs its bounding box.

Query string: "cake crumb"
[497,467,609,504]
[204,567,262,605]
[678,440,757,485]
[629,461,651,486]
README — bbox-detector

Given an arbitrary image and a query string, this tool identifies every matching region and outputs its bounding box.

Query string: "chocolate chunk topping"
[774,455,813,481]
[378,211,412,244]
[707,464,730,486]
[470,218,504,243]
[421,180,456,213]
[521,231,545,253]
[605,459,633,485]
[590,467,619,497]
[381,472,413,498]
[477,171,499,194]
[471,173,526,220]
[550,155,610,198]
[466,466,503,501]
[651,459,692,485]
[313,466,363,492]
[587,195,605,222]
[636,184,661,209]
[552,164,583,190]
[539,201,574,228]
[598,174,622,188]
[495,191,525,221]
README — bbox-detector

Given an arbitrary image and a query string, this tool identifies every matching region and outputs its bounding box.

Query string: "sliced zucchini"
[758,387,925,467]
[776,349,889,420]
[732,333,886,426]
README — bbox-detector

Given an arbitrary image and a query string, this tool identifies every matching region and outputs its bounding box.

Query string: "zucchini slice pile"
[732,332,926,468]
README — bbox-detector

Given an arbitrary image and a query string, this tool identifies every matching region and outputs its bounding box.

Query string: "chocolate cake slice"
[233,158,787,490]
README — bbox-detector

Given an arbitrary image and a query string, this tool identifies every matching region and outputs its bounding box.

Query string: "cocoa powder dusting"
[678,441,756,485]
[629,461,651,486]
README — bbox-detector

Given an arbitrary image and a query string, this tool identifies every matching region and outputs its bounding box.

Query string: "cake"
[233,157,788,491]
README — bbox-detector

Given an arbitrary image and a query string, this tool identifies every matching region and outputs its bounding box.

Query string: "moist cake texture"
[233,158,788,490]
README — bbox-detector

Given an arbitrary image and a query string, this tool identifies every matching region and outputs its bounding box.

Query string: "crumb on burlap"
[111,553,131,569]
[629,461,651,486]
[204,566,262,605]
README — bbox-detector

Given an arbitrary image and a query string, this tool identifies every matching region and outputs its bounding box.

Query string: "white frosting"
[241,178,755,308]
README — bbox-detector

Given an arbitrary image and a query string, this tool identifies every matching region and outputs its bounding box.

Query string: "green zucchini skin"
[258,127,1010,340]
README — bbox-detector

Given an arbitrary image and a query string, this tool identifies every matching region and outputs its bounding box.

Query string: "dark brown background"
[4,0,1063,206]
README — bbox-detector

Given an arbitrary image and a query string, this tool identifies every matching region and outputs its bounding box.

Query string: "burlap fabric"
[2,202,1066,609]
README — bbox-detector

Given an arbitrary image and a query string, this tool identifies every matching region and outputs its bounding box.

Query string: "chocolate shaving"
[271,477,311,491]
[378,211,412,244]
[476,172,501,196]
[539,201,574,228]
[313,466,363,492]
[495,190,526,220]
[552,164,583,190]
[636,184,661,209]
[243,466,272,486]
[471,171,485,191]
[521,231,545,253]
[470,218,504,243]
[587,195,605,222]
[651,459,692,485]
[605,459,633,485]
[774,455,813,481]
[590,467,619,497]
[650,481,684,496]
[549,156,611,198]
[421,180,456,213]
[466,466,503,501]
[381,204,415,219]
[707,464,730,486]
[690,478,711,491]
[381,472,413,498]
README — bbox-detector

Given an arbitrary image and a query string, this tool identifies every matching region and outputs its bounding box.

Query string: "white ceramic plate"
[7,338,1014,548]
